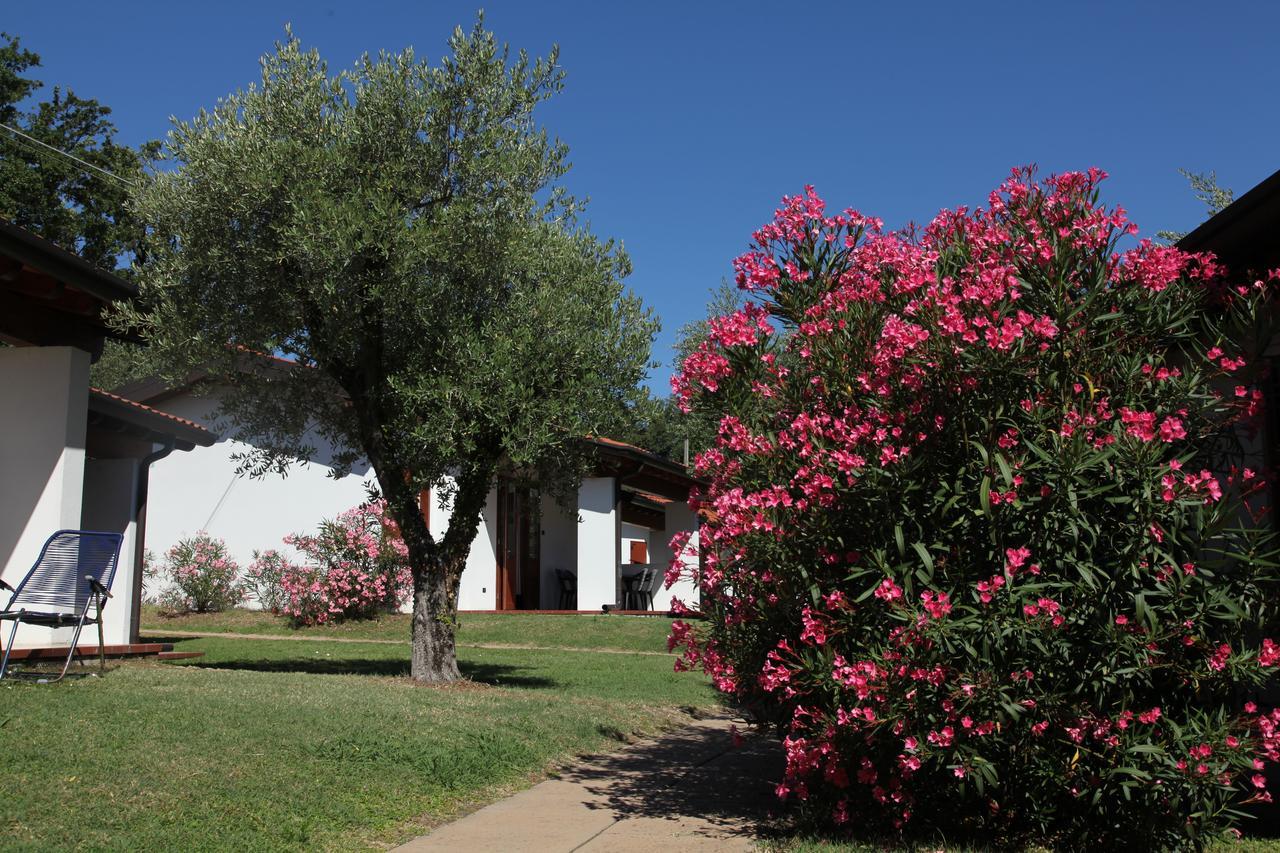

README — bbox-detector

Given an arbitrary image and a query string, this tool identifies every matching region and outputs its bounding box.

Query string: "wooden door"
[519,497,541,609]
[496,484,519,610]
[496,484,541,610]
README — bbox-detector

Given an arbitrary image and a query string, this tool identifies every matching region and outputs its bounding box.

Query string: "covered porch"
[449,438,703,613]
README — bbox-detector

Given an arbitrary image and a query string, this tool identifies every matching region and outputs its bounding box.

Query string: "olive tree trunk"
[383,465,492,684]
[409,558,464,682]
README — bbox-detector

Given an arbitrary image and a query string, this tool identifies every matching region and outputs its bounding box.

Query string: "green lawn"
[140,604,677,652]
[1,622,716,851]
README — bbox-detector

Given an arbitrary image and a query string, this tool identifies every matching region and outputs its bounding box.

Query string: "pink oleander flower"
[874,578,904,603]
[921,590,952,620]
[1260,639,1280,668]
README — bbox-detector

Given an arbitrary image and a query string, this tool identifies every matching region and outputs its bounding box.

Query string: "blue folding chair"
[0,530,123,682]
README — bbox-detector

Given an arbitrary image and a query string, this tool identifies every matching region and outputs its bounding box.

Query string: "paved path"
[394,715,781,852]
[142,629,670,656]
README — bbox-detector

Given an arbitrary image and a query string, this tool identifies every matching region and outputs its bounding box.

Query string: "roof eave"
[87,389,216,449]
[0,220,138,304]
[1178,167,1280,272]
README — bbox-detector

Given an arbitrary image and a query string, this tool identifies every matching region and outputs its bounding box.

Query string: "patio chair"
[554,569,577,610]
[628,566,660,611]
[0,530,123,682]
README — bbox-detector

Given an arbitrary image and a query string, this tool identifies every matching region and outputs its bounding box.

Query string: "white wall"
[0,347,89,648]
[621,521,649,566]
[650,502,701,612]
[81,458,141,646]
[424,479,499,612]
[576,477,618,611]
[144,389,377,576]
[540,494,578,608]
[456,488,498,611]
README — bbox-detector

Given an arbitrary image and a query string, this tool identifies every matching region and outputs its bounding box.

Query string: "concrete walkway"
[393,715,782,852]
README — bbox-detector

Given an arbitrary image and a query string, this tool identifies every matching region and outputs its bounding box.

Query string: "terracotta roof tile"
[89,387,213,438]
[631,490,674,506]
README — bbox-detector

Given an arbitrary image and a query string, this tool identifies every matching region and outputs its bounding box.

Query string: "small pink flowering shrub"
[156,533,244,613]
[140,548,159,603]
[278,501,412,626]
[244,549,293,614]
[671,168,1280,846]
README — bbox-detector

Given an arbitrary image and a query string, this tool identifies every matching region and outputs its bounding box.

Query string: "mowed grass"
[140,604,676,652]
[1,624,716,851]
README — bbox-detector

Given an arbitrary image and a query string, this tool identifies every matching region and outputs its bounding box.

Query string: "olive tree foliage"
[1156,169,1236,244]
[122,21,657,681]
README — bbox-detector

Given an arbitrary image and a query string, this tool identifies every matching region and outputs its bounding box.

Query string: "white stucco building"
[117,375,702,613]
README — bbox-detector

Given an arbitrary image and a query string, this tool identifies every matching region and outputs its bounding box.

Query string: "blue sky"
[8,1,1279,392]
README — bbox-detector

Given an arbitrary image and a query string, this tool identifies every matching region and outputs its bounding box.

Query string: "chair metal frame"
[0,530,123,682]
[554,569,577,610]
[634,566,658,611]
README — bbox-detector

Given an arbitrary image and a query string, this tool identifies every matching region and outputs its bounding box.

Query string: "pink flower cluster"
[276,501,412,626]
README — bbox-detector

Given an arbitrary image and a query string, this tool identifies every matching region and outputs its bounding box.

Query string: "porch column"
[575,477,618,610]
[81,458,141,646]
[0,346,89,647]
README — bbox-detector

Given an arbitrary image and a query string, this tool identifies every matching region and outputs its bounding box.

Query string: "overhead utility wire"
[0,121,135,187]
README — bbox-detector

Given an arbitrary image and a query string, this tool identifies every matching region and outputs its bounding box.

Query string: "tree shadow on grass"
[181,655,558,688]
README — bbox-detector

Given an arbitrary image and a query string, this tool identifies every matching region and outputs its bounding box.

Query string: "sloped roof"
[88,387,216,451]
[1179,168,1280,273]
[0,220,136,303]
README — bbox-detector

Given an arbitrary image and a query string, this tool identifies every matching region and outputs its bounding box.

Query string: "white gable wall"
[143,389,376,577]
[428,479,498,611]
[649,502,701,612]
[576,477,619,611]
[0,347,89,596]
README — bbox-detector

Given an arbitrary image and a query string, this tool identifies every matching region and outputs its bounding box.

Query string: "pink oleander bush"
[244,549,292,614]
[277,501,412,626]
[668,167,1280,847]
[156,533,244,613]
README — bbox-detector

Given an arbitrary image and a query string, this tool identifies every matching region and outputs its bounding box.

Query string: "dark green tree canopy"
[0,32,154,270]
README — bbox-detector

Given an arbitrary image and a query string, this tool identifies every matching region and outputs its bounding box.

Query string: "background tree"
[1157,168,1235,243]
[622,281,746,462]
[0,31,160,386]
[124,21,657,682]
[0,31,154,268]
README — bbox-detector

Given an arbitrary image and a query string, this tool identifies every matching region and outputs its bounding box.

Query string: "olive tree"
[124,20,657,681]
